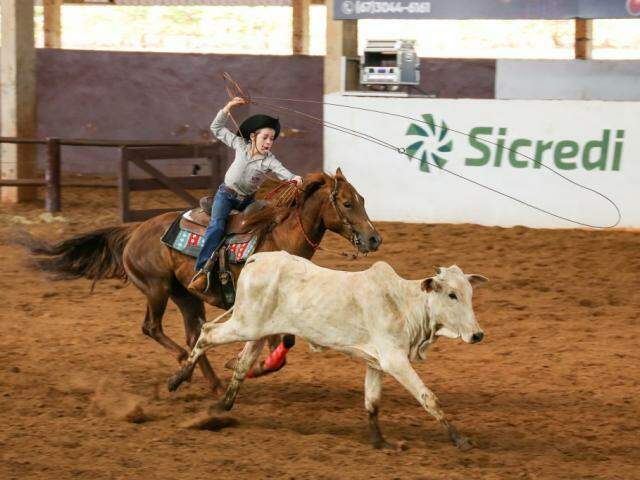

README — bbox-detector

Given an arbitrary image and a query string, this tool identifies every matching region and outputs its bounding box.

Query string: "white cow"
[168,251,488,450]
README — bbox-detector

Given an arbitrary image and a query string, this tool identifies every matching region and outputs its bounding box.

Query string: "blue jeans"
[195,184,254,271]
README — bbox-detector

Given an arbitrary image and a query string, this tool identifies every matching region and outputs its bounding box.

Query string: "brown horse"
[23,169,381,392]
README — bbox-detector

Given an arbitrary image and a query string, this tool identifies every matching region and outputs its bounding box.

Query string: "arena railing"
[0,136,224,220]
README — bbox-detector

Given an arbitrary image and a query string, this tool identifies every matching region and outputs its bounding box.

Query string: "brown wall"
[36,49,324,177]
[32,50,494,177]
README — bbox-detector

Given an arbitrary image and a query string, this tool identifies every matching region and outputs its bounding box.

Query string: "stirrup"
[190,268,212,293]
[191,269,204,282]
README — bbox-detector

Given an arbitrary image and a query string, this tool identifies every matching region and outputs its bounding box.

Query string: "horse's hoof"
[396,440,410,451]
[454,435,475,451]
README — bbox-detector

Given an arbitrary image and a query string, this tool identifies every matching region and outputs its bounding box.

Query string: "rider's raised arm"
[210,109,244,150]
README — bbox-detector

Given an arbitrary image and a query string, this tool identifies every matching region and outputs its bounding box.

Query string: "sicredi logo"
[404,114,453,173]
[405,116,625,173]
[466,127,624,171]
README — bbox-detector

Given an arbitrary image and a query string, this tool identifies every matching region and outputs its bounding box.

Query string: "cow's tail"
[16,224,140,286]
[210,306,235,324]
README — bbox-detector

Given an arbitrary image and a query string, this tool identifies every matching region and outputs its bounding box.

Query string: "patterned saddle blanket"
[161,209,259,264]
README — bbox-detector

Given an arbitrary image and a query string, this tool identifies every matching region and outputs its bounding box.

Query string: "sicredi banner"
[323,94,639,228]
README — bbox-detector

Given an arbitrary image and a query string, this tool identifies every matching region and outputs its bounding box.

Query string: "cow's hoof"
[167,365,193,392]
[209,399,233,414]
[454,435,475,451]
[181,413,238,431]
[372,439,394,450]
[167,376,181,392]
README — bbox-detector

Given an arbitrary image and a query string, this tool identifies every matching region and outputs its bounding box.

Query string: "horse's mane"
[242,172,330,238]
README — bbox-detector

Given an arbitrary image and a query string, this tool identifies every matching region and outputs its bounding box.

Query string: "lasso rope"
[220,72,622,229]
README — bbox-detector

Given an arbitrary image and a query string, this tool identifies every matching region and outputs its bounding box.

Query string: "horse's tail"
[17,224,140,285]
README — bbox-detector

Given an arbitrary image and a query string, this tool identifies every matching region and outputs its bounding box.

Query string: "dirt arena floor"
[1,184,638,480]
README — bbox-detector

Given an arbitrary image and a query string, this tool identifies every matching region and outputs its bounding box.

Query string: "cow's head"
[421,265,488,344]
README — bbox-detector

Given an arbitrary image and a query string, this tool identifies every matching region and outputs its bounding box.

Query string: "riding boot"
[188,253,218,295]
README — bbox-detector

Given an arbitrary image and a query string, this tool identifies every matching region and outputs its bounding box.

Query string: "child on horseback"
[188,97,302,295]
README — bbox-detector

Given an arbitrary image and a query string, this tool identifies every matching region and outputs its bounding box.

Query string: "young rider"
[188,97,302,295]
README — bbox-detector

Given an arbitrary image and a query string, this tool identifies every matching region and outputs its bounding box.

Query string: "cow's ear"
[467,274,488,287]
[421,277,441,293]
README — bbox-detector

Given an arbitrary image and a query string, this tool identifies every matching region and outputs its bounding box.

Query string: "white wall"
[324,93,639,228]
[496,60,640,101]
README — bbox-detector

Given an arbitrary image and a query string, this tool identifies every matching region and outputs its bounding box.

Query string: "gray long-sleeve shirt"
[211,109,296,196]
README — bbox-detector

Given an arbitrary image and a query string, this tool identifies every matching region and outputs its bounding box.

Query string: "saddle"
[179,195,268,238]
[162,196,268,308]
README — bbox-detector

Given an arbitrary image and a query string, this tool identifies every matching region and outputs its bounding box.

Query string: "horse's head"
[302,168,382,253]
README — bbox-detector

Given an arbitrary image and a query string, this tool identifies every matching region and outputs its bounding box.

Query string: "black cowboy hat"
[237,114,281,141]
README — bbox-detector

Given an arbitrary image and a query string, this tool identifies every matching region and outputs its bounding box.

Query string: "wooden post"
[43,0,62,48]
[45,138,61,212]
[1,0,37,203]
[119,147,131,223]
[324,0,358,94]
[292,0,310,55]
[575,19,593,60]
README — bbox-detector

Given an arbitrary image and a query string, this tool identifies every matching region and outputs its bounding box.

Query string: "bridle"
[295,176,360,259]
[328,176,359,248]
